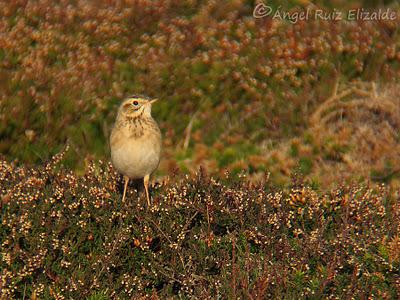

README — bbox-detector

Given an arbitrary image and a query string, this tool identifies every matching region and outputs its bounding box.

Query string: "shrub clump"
[1,150,399,299]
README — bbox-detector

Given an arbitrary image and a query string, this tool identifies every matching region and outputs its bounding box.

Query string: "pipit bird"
[110,95,162,206]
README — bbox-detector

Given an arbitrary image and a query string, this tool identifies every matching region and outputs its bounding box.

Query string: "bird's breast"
[110,121,161,179]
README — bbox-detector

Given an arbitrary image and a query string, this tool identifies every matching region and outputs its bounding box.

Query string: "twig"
[182,111,198,152]
[231,238,237,299]
[331,75,339,98]
[146,217,187,271]
[206,203,211,239]
[310,89,353,126]
[22,283,27,300]
[351,87,371,97]
[179,212,199,242]
[146,217,174,245]
[156,266,184,285]
[371,82,378,99]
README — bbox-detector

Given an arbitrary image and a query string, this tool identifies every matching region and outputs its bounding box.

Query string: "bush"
[1,149,399,298]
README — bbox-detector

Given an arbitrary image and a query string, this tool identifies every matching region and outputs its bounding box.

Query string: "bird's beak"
[149,98,158,104]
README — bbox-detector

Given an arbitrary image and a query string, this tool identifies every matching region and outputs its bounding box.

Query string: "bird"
[110,95,162,206]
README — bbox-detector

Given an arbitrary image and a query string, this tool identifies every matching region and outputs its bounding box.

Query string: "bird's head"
[118,95,158,119]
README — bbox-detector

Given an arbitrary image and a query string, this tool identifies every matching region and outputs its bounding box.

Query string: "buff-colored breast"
[110,120,161,179]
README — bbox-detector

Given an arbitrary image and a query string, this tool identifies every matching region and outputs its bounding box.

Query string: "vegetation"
[1,0,400,298]
[1,149,399,298]
[0,0,399,187]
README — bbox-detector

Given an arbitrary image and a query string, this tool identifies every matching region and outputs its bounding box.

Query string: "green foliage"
[299,157,313,175]
[87,292,109,300]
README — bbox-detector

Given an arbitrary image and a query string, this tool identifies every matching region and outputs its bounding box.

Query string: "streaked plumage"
[110,95,161,205]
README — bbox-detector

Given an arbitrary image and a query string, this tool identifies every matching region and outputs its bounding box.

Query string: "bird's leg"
[122,175,129,202]
[144,174,151,207]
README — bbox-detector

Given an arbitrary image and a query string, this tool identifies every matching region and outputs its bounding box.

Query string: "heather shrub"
[1,150,399,298]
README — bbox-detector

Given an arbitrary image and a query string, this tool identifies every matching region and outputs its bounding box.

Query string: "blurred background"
[0,0,399,188]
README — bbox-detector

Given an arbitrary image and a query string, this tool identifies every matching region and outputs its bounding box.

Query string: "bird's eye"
[133,101,139,106]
